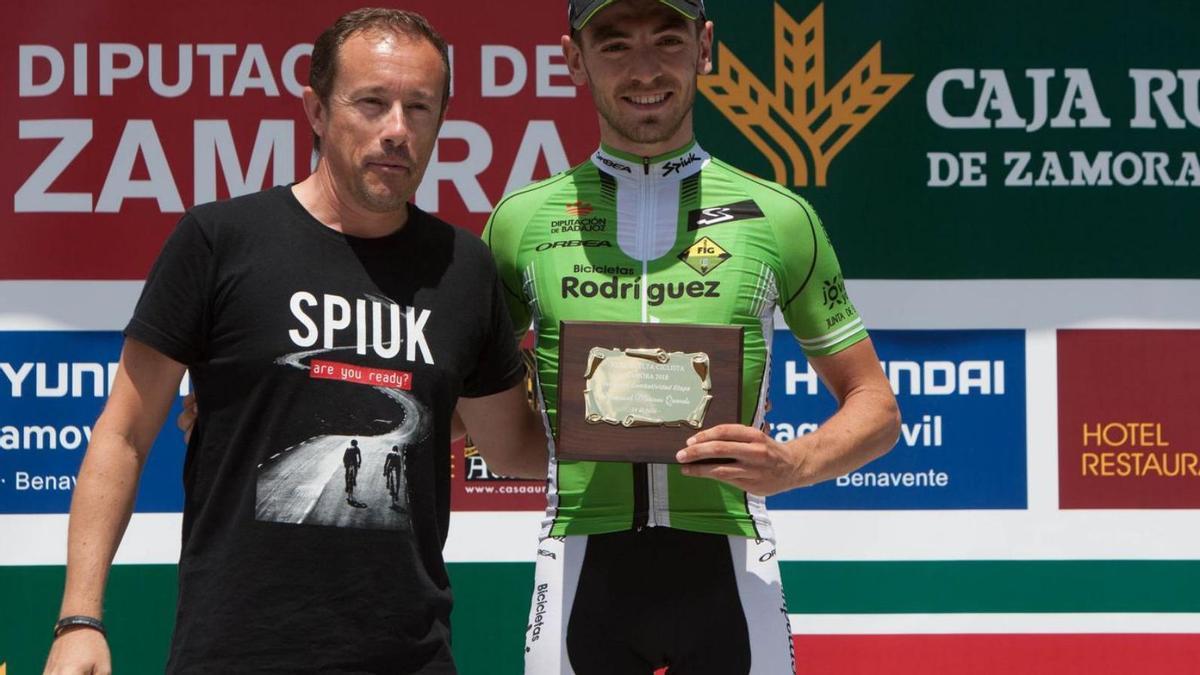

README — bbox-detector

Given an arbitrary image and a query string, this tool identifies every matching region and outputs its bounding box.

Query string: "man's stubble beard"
[590,69,698,147]
[350,167,413,213]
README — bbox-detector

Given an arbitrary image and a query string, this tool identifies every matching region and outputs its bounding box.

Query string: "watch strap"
[53,615,106,639]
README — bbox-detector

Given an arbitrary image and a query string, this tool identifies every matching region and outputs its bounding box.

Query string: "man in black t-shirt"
[45,9,547,675]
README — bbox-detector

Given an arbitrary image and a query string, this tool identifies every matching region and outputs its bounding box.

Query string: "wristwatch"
[53,615,106,639]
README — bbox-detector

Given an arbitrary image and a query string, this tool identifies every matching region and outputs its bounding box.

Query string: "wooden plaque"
[556,321,743,463]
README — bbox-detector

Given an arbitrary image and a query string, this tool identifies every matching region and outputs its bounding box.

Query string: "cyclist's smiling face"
[564,0,713,156]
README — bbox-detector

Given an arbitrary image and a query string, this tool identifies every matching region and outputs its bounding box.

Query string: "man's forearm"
[450,410,467,442]
[456,381,550,480]
[475,415,548,479]
[788,386,900,487]
[58,429,146,618]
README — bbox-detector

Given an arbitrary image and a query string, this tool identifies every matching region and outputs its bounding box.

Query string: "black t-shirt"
[125,186,524,674]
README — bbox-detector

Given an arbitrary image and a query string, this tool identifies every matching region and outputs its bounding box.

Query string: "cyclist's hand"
[675,424,804,496]
[177,392,198,443]
[44,626,112,675]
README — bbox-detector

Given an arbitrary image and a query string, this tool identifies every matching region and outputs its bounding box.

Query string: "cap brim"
[572,0,702,31]
[658,0,702,20]
[571,0,615,30]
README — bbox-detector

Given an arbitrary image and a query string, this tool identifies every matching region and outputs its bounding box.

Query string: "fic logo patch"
[678,237,732,276]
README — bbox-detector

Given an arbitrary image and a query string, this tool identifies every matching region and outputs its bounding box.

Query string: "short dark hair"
[308,8,451,152]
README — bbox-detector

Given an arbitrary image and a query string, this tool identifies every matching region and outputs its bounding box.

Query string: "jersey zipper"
[632,463,650,530]
[637,155,660,529]
[639,168,650,325]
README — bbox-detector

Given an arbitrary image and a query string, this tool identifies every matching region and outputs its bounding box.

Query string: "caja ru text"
[928,68,1200,132]
[925,68,1200,188]
[926,150,1200,188]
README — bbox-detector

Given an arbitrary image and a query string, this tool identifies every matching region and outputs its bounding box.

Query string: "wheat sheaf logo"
[699,3,912,187]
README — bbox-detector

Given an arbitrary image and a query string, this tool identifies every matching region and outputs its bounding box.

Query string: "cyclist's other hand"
[44,625,112,675]
[676,423,805,496]
[177,392,198,443]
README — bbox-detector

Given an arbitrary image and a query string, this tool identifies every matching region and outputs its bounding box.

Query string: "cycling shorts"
[523,527,794,674]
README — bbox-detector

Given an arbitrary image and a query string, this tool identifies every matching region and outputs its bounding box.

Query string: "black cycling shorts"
[523,527,794,674]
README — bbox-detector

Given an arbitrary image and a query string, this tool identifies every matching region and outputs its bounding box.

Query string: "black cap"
[568,0,705,31]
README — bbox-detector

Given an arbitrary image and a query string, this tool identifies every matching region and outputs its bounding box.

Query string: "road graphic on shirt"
[254,342,430,531]
[256,434,411,530]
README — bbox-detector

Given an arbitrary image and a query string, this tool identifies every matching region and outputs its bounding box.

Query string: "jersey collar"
[591,140,710,181]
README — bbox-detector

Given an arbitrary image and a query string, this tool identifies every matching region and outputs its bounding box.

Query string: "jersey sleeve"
[482,197,533,346]
[773,198,868,357]
[124,212,215,365]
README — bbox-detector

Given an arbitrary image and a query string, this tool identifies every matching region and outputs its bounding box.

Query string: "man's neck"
[597,114,697,161]
[292,161,409,238]
[598,139,699,163]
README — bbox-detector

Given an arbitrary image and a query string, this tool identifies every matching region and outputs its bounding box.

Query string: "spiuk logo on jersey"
[699,3,911,186]
[662,152,702,176]
[678,237,732,276]
[687,199,766,230]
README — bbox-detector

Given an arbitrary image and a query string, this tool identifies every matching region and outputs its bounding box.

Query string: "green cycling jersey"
[484,140,867,539]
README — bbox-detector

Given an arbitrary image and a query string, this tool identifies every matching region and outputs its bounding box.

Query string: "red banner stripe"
[309,359,412,390]
[791,633,1200,675]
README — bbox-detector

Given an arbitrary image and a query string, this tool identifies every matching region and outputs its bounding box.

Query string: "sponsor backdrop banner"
[695,0,1200,279]
[1,0,596,279]
[0,332,186,514]
[1057,329,1200,509]
[3,0,1198,673]
[767,330,1026,510]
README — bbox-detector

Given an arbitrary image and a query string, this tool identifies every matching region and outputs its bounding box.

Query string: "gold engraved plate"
[583,347,713,428]
[556,321,741,463]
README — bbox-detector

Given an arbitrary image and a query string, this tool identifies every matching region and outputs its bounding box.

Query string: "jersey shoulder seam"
[489,162,586,221]
[486,164,586,301]
[706,159,820,310]
[707,158,811,210]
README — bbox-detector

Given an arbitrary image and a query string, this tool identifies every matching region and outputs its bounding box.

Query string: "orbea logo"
[699,3,911,186]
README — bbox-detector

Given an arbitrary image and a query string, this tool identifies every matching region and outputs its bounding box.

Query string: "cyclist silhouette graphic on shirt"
[383,445,405,508]
[343,439,362,502]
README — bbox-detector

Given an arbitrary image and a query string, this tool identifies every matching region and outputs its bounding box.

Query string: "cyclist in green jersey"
[484,1,900,673]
